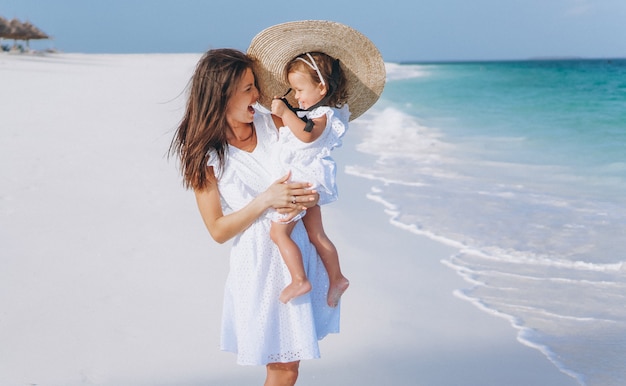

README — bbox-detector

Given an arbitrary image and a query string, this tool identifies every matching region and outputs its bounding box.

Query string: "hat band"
[295,53,326,87]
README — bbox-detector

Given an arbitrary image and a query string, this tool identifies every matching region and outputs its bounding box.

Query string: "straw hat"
[248,20,386,121]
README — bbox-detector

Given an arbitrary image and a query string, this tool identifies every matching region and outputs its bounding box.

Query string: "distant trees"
[0,16,50,51]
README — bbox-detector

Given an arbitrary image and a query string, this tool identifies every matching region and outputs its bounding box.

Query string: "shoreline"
[297,123,579,386]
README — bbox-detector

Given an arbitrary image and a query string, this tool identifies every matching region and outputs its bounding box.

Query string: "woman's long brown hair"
[169,49,255,190]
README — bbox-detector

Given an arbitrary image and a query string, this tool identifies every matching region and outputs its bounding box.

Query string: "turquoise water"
[348,59,626,385]
[387,59,626,184]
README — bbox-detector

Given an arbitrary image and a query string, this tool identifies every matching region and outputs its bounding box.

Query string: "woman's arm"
[194,169,317,243]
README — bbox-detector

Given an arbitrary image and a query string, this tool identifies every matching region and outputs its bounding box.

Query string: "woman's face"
[225,68,259,127]
[288,70,326,110]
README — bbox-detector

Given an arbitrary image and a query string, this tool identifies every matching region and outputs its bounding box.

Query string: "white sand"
[0,53,578,385]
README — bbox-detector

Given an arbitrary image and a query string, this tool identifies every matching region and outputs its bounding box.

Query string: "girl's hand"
[271,98,288,118]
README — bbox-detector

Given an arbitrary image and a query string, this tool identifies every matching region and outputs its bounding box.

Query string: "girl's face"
[287,70,326,110]
[225,68,259,127]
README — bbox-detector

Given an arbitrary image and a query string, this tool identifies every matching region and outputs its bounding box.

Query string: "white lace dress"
[276,105,349,206]
[208,107,340,365]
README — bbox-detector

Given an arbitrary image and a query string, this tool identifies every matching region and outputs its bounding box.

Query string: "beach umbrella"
[0,17,10,38]
[2,18,49,49]
[22,21,49,41]
[5,18,29,40]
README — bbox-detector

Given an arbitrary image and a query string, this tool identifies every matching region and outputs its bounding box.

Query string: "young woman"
[170,48,340,385]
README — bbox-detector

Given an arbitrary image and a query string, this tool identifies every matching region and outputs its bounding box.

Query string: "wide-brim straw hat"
[248,20,386,121]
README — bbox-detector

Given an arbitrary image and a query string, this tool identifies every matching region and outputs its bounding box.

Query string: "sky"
[2,0,626,62]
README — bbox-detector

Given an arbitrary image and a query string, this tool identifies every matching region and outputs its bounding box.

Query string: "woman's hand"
[295,189,319,209]
[263,172,318,212]
[195,171,319,243]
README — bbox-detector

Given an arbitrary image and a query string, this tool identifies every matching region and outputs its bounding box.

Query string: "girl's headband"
[295,53,326,86]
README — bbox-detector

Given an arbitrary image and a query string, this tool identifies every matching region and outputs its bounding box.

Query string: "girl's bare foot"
[279,279,312,304]
[327,277,350,307]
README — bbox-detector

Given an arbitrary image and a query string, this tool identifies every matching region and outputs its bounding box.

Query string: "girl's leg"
[270,221,311,303]
[302,205,349,307]
[264,361,300,386]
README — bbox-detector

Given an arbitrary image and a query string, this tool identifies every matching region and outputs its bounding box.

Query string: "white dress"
[208,107,340,365]
[276,105,349,206]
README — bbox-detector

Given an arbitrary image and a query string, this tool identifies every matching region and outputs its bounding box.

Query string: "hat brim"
[247,20,386,121]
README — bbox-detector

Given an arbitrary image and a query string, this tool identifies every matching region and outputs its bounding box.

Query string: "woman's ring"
[291,196,297,204]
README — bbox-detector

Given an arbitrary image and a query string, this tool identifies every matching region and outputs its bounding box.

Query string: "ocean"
[347,59,626,386]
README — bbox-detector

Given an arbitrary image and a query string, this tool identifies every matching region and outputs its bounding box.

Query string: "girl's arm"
[194,169,317,243]
[271,98,327,143]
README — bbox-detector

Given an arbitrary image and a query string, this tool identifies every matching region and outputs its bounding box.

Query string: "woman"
[169,48,340,385]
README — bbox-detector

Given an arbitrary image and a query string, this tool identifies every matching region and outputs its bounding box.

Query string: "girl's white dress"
[208,107,340,365]
[276,105,349,206]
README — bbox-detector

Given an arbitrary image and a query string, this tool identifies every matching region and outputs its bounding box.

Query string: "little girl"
[270,52,350,307]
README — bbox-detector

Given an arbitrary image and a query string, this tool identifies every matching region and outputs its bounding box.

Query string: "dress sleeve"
[328,105,349,140]
[206,149,223,180]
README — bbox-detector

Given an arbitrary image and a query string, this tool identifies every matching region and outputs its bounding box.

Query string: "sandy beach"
[0,53,579,385]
